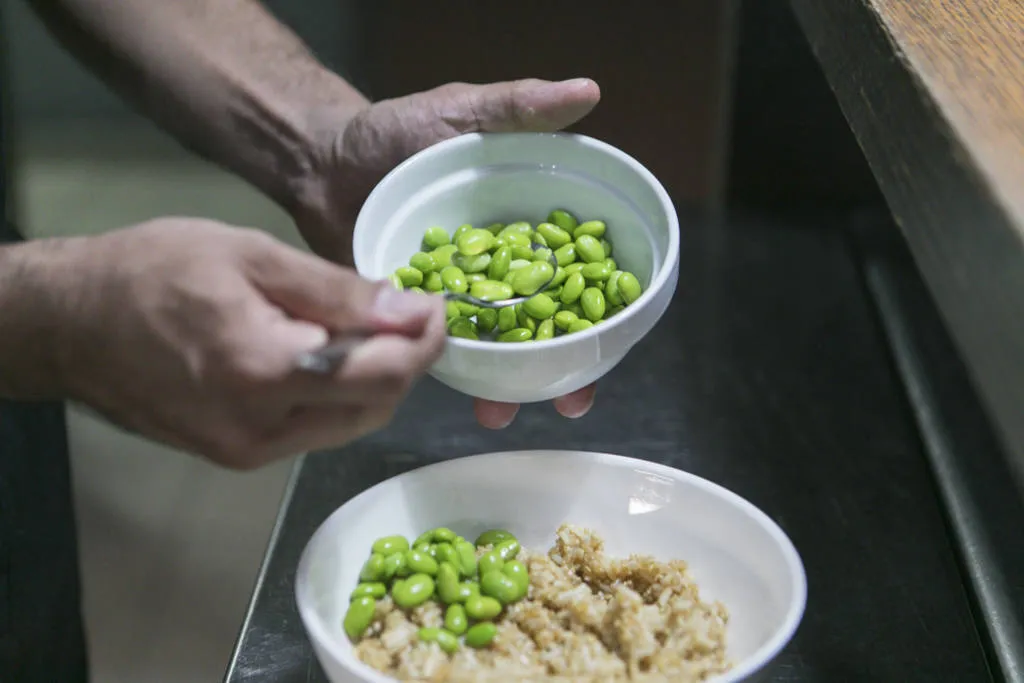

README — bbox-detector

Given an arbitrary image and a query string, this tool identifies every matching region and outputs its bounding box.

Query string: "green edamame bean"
[445,301,461,321]
[502,561,530,599]
[554,310,578,331]
[444,604,468,635]
[549,266,569,288]
[423,226,451,249]
[456,228,496,256]
[452,223,473,243]
[601,239,613,258]
[532,232,548,247]
[436,630,459,654]
[618,272,643,304]
[442,264,468,294]
[478,550,504,575]
[395,266,424,287]
[470,279,514,302]
[545,285,563,300]
[409,251,438,273]
[414,531,435,547]
[423,271,443,292]
[436,562,462,604]
[455,302,480,317]
[560,272,585,304]
[454,540,478,577]
[372,535,410,555]
[515,305,537,333]
[581,261,613,282]
[453,252,491,274]
[350,582,387,600]
[533,247,554,264]
[548,209,579,234]
[568,319,594,333]
[497,306,517,332]
[392,573,435,609]
[465,273,487,285]
[607,304,625,317]
[475,529,515,547]
[554,243,577,267]
[418,626,457,653]
[494,538,520,560]
[382,551,407,580]
[564,301,585,318]
[406,549,439,576]
[503,221,533,236]
[573,220,607,239]
[476,308,498,334]
[343,596,376,641]
[465,622,498,649]
[575,235,605,263]
[488,245,512,281]
[386,273,404,290]
[605,271,624,306]
[484,222,505,235]
[499,230,532,248]
[563,262,585,275]
[497,328,532,343]
[512,261,554,296]
[508,259,531,273]
[457,581,480,602]
[434,542,459,569]
[523,293,559,320]
[604,257,617,271]
[431,244,458,268]
[408,286,426,294]
[448,317,479,340]
[465,595,502,621]
[535,222,573,249]
[580,287,607,322]
[535,318,555,341]
[360,553,386,582]
[510,244,535,261]
[480,571,521,604]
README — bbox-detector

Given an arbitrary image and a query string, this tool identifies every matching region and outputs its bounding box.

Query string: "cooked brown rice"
[352,523,731,682]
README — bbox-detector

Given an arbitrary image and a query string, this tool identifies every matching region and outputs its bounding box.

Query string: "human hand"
[293,78,602,428]
[41,218,445,468]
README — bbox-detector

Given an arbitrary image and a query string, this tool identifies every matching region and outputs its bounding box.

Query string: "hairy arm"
[25,0,369,215]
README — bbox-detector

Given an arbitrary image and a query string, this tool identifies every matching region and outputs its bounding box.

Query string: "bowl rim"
[295,450,808,683]
[352,131,681,353]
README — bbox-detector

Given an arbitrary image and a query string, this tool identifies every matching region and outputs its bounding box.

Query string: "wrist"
[0,237,86,399]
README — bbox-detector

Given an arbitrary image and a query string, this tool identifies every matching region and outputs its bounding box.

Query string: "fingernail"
[373,285,435,325]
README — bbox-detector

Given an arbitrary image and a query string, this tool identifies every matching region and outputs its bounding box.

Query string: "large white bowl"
[352,132,680,404]
[296,451,807,683]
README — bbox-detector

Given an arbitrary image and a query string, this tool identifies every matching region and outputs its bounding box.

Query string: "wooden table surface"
[790,0,1024,515]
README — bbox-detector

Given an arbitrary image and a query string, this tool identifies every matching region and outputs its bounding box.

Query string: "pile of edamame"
[344,527,528,652]
[389,209,645,342]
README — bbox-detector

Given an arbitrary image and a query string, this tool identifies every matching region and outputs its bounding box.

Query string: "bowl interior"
[297,451,805,682]
[353,133,676,291]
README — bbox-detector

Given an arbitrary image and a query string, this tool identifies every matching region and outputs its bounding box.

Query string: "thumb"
[245,239,440,335]
[454,77,601,133]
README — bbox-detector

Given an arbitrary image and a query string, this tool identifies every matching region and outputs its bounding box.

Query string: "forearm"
[0,240,78,399]
[27,0,370,214]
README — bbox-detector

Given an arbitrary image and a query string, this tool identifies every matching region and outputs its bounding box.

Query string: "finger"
[243,235,441,335]
[456,78,601,134]
[474,399,520,430]
[286,294,447,404]
[553,384,597,419]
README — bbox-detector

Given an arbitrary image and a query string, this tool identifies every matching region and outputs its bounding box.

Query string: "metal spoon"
[295,243,558,375]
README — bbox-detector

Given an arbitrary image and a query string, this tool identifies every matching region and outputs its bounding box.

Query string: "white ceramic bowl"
[296,451,807,683]
[352,133,680,404]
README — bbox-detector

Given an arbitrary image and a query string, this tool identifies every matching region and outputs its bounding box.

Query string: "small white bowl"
[295,451,807,683]
[352,132,680,404]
